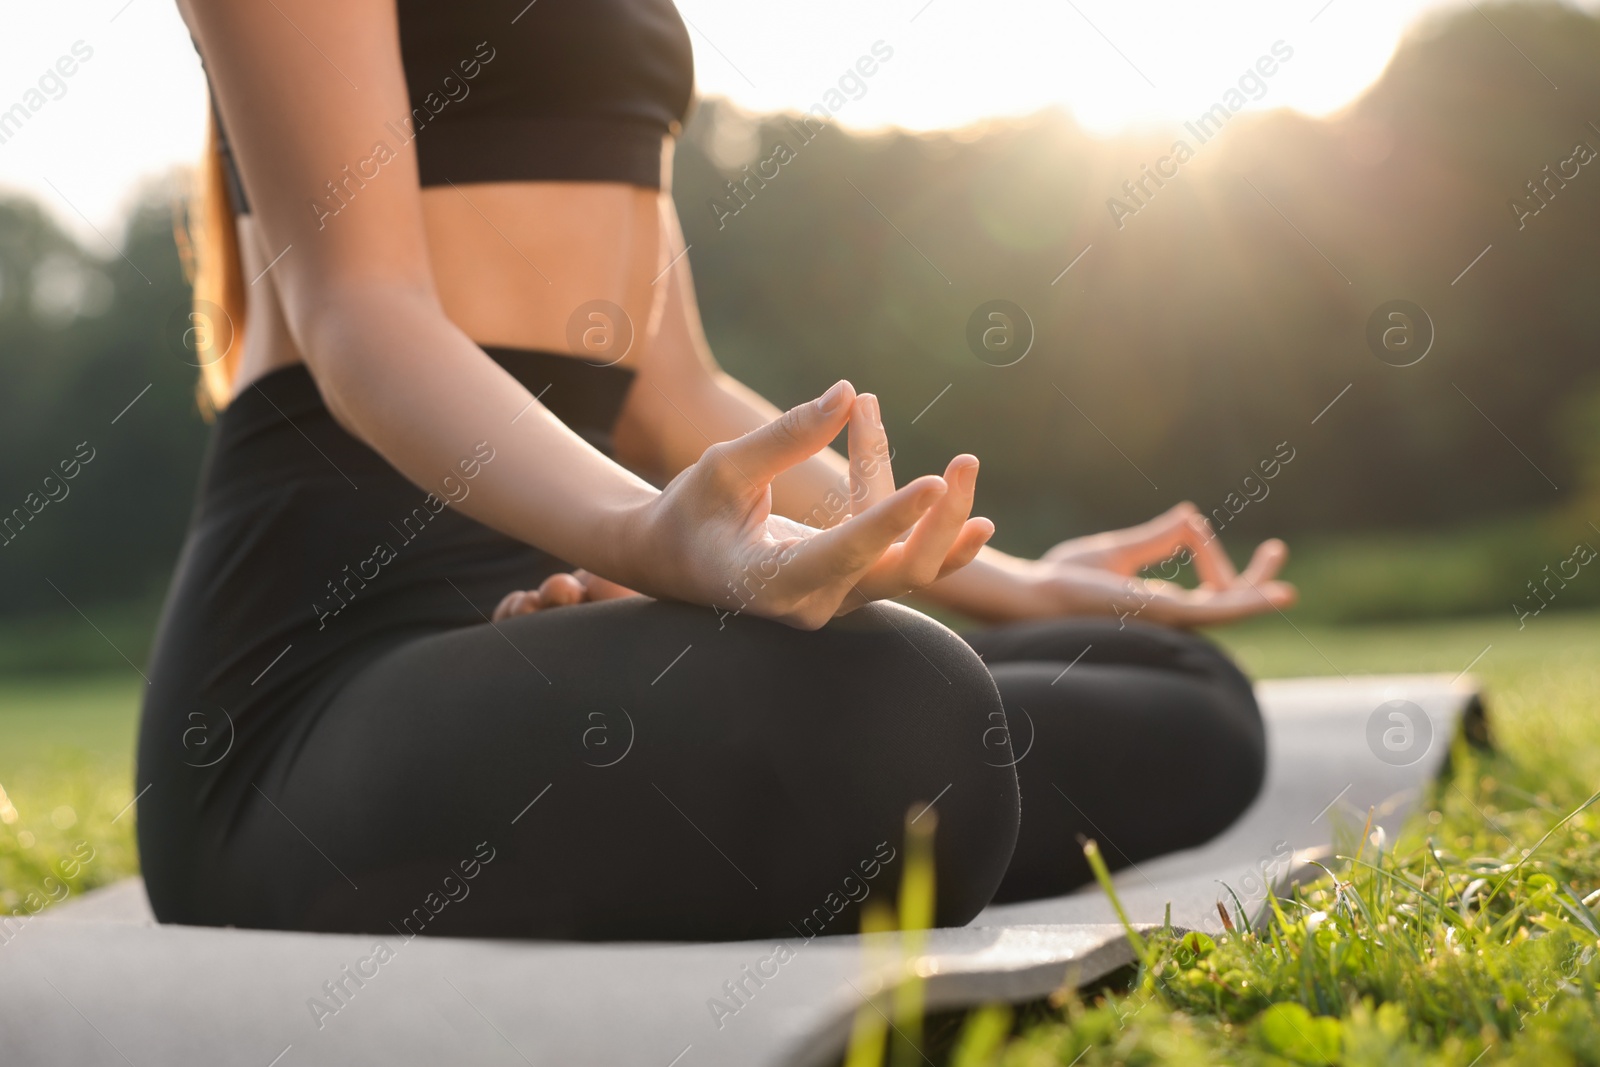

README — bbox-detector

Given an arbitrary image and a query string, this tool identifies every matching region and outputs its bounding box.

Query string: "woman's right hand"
[623,380,994,630]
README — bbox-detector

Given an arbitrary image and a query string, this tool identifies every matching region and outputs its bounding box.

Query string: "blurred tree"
[0,178,207,621]
[676,2,1600,554]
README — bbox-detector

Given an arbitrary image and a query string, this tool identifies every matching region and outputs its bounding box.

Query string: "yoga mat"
[2,673,1482,1067]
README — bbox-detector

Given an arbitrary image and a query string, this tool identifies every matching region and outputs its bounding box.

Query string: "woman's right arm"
[183,0,663,574]
[182,0,991,628]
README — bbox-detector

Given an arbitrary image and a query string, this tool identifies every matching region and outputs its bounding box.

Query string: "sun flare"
[677,0,1465,135]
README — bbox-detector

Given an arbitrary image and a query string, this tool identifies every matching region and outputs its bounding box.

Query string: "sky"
[0,0,1589,248]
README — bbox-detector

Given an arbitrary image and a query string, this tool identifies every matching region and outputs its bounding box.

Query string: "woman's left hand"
[1012,502,1297,628]
[492,570,641,622]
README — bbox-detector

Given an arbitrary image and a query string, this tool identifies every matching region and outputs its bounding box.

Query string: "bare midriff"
[229,153,675,401]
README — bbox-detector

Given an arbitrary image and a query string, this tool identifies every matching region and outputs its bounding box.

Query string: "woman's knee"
[1184,682,1269,836]
[1160,623,1257,700]
[1126,621,1264,772]
[824,603,1021,925]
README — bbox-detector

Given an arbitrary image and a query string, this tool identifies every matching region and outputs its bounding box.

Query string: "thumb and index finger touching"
[711,380,857,490]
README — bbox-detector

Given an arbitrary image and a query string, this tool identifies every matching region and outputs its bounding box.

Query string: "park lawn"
[3,609,1599,1067]
[0,673,143,911]
[936,608,1600,1067]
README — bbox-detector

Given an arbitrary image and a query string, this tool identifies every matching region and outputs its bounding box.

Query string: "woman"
[140,0,1295,941]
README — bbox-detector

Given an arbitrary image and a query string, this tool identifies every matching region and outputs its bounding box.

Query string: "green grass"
[1214,605,1600,686]
[935,607,1600,1066]
[0,673,143,912]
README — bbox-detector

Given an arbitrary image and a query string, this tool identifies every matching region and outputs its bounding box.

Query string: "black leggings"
[183,604,1264,940]
[137,353,1265,940]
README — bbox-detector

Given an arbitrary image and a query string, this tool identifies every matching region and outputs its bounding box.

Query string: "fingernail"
[817,380,849,414]
[863,394,883,428]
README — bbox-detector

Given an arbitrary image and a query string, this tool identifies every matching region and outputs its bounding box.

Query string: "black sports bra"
[202,0,696,214]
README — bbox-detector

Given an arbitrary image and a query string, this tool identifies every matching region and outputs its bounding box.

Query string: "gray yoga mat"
[1,673,1482,1067]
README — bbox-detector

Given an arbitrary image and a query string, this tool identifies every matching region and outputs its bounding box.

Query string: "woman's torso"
[220,0,696,397]
[234,181,673,396]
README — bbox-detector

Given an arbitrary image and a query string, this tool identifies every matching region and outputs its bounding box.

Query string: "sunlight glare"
[677,0,1468,134]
